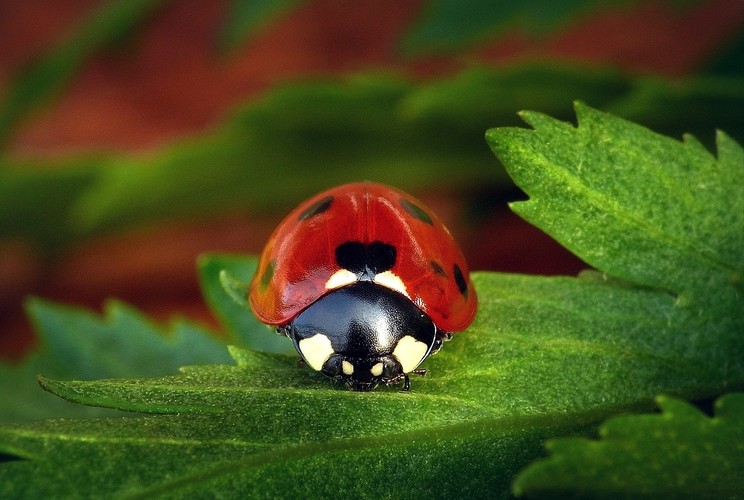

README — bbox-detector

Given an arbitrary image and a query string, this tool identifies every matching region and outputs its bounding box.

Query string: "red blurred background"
[1,0,742,359]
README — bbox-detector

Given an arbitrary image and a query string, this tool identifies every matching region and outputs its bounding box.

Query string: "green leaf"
[2,102,742,498]
[0,0,169,147]
[608,75,744,148]
[197,253,293,353]
[1,355,591,498]
[485,102,744,496]
[218,0,304,52]
[401,66,744,148]
[0,298,230,423]
[705,29,744,77]
[3,66,742,250]
[401,0,588,55]
[400,0,699,56]
[489,103,743,294]
[487,102,744,383]
[64,74,503,235]
[399,64,631,130]
[0,163,96,249]
[1,260,741,497]
[513,393,744,498]
[55,69,744,235]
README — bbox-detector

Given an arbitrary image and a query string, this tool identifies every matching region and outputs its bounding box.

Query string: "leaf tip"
[572,100,603,125]
[654,394,706,420]
[227,345,248,366]
[36,374,60,396]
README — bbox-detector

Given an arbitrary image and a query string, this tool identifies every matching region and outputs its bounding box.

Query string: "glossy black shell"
[285,281,442,391]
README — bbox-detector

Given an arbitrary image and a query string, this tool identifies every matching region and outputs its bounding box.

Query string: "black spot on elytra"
[260,260,275,290]
[430,260,446,277]
[453,263,468,298]
[399,198,433,225]
[336,242,365,273]
[298,195,334,221]
[336,241,396,278]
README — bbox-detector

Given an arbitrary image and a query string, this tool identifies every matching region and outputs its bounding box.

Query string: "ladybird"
[249,182,477,391]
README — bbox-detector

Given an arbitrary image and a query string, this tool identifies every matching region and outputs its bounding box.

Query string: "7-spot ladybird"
[249,182,477,391]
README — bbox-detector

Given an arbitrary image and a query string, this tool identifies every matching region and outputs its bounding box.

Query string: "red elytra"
[249,182,477,333]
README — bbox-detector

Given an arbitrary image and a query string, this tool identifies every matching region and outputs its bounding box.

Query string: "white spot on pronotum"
[370,362,383,377]
[374,271,408,297]
[298,333,334,371]
[325,269,357,290]
[342,360,354,375]
[392,335,429,373]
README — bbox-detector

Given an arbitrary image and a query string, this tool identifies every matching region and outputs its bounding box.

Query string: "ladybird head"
[285,281,439,391]
[320,354,405,392]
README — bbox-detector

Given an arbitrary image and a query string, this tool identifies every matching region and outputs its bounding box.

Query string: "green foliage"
[2,65,742,251]
[218,0,304,51]
[0,1,741,494]
[0,336,593,497]
[487,102,744,386]
[1,104,741,497]
[706,30,744,76]
[0,266,739,496]
[400,0,618,55]
[0,163,96,249]
[607,75,744,147]
[63,72,512,235]
[0,0,169,147]
[514,393,744,498]
[217,0,659,56]
[197,253,293,353]
[0,298,229,423]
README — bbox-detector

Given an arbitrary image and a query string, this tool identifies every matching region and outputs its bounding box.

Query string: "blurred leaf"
[56,67,744,236]
[65,74,505,234]
[401,0,705,55]
[218,0,304,52]
[0,298,230,423]
[401,0,592,55]
[2,65,742,252]
[403,65,744,147]
[608,75,744,146]
[399,64,632,129]
[705,30,744,77]
[514,393,744,498]
[0,0,169,147]
[0,163,96,249]
[197,253,293,353]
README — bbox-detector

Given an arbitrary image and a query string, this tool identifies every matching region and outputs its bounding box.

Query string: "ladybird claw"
[395,368,429,392]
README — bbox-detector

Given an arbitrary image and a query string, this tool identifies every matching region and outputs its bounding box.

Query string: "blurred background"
[1,0,743,360]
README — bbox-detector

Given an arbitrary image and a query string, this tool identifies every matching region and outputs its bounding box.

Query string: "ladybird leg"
[296,358,306,367]
[276,326,291,337]
[397,369,428,392]
[430,331,452,355]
